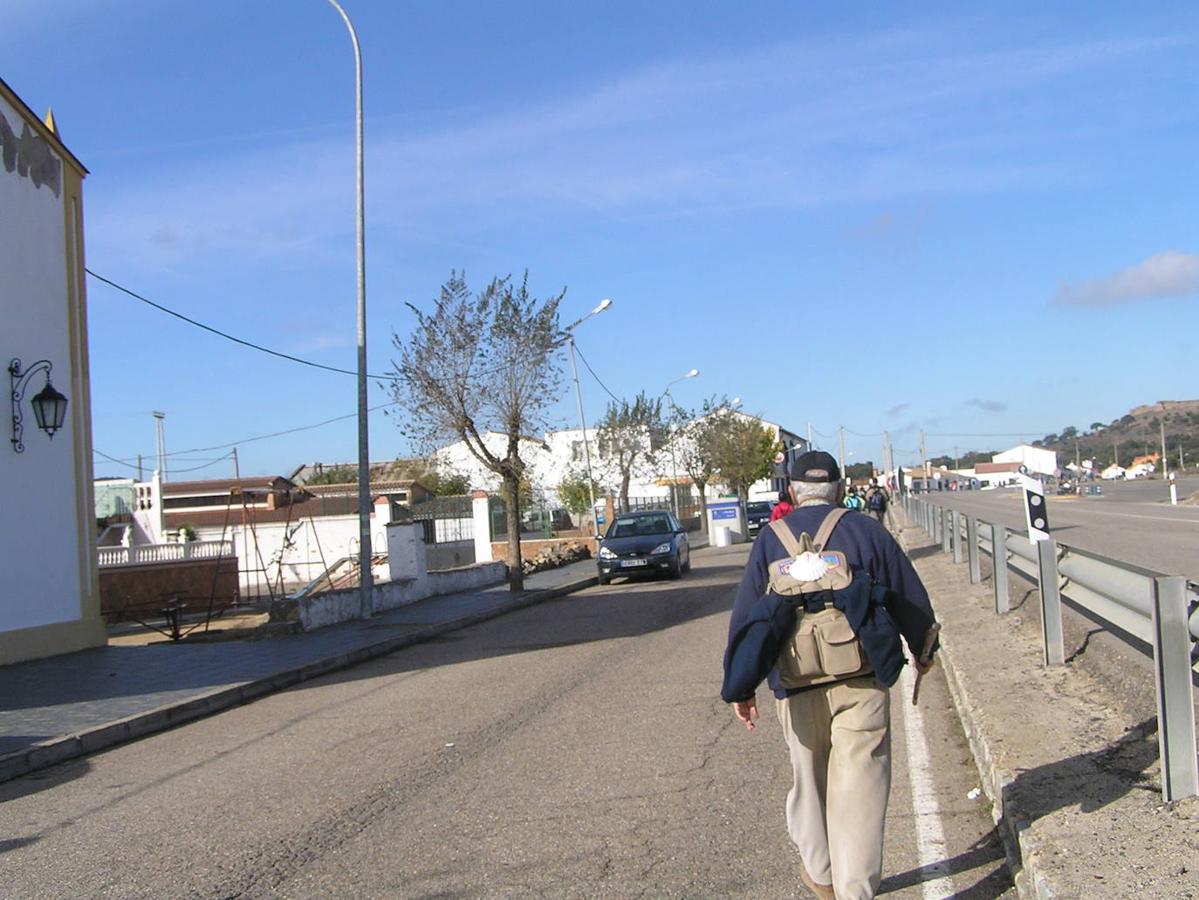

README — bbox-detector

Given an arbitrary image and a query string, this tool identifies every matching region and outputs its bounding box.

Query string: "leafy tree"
[845,461,876,480]
[677,396,734,522]
[711,414,777,502]
[419,466,472,496]
[596,391,666,509]
[389,271,564,591]
[1090,422,1105,433]
[556,467,604,517]
[305,464,359,486]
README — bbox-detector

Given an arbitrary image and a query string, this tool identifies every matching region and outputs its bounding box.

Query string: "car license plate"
[621,559,648,568]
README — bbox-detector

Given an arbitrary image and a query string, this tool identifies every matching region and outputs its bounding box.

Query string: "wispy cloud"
[885,403,911,417]
[1052,250,1199,307]
[964,398,1007,413]
[85,28,1184,271]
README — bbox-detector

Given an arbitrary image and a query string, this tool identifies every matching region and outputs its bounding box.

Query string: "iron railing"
[97,540,234,568]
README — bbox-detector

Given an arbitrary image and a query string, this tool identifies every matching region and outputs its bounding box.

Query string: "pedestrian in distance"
[865,479,889,526]
[842,486,863,511]
[722,451,938,900]
[770,488,794,522]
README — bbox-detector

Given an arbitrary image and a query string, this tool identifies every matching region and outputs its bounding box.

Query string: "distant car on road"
[1056,480,1076,495]
[597,509,690,585]
[745,501,773,536]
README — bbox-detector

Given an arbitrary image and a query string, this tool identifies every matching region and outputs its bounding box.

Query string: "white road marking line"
[898,664,954,899]
[1065,511,1199,524]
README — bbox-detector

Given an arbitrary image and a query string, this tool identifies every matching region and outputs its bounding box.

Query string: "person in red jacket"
[769,488,793,521]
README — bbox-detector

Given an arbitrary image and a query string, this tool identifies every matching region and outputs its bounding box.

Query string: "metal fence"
[616,494,704,530]
[902,493,1199,802]
[395,495,474,544]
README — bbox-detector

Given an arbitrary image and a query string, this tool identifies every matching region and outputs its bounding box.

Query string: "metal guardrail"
[902,493,1199,802]
[97,540,234,568]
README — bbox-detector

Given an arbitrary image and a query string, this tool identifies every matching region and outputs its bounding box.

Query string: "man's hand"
[914,656,935,676]
[732,697,759,731]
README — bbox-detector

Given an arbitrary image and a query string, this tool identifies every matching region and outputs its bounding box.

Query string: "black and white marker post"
[1022,469,1064,665]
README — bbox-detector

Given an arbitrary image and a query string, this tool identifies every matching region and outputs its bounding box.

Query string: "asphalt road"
[0,545,1011,899]
[919,480,1199,580]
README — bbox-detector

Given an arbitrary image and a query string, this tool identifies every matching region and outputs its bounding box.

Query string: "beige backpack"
[766,509,873,689]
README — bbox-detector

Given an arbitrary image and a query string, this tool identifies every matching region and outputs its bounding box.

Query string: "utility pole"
[1113,439,1119,467]
[882,430,892,488]
[232,446,240,479]
[137,454,143,482]
[807,422,813,449]
[152,411,167,482]
[838,426,846,478]
[920,430,928,477]
[1160,417,1169,479]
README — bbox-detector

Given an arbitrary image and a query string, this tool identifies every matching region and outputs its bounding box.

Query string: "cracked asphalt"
[0,544,1010,898]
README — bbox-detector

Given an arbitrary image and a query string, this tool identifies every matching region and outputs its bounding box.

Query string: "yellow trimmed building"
[0,77,105,664]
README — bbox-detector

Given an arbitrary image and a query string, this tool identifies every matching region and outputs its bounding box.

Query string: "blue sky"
[6,1,1198,478]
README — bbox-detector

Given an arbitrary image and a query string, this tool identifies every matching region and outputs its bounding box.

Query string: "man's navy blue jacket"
[724,503,936,701]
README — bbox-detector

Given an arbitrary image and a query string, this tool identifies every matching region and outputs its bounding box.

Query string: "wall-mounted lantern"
[9,358,69,453]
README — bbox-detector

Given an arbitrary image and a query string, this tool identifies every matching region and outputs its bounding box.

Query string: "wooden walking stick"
[911,622,941,706]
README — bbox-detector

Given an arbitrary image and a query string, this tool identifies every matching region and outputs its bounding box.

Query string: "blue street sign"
[712,508,736,520]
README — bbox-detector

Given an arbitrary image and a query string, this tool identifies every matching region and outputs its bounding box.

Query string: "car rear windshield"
[747,502,772,514]
[608,515,672,538]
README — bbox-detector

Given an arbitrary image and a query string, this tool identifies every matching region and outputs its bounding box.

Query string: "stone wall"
[99,557,240,623]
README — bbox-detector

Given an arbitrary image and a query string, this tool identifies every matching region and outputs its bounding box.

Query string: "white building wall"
[0,92,89,637]
[993,444,1058,476]
[193,514,387,596]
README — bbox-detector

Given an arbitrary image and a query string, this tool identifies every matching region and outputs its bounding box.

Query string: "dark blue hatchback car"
[596,510,690,584]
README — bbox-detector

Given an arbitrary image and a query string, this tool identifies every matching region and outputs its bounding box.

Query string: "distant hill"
[1034,400,1199,470]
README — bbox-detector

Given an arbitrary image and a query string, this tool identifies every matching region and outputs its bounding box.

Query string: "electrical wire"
[93,448,235,475]
[86,268,401,381]
[572,341,621,403]
[926,431,1049,437]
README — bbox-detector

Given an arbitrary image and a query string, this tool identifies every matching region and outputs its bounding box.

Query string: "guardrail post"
[1036,539,1065,666]
[951,510,963,564]
[967,515,980,583]
[991,523,1009,614]
[941,508,951,554]
[1151,576,1198,801]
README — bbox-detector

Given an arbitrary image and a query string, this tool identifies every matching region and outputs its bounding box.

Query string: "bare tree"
[596,391,665,509]
[389,272,564,591]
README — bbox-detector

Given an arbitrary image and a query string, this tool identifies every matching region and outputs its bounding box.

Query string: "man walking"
[723,451,937,899]
[865,479,890,526]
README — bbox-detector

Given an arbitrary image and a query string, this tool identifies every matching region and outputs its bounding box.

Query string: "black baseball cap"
[789,450,841,483]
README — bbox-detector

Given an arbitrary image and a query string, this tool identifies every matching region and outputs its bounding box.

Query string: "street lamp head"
[686,368,699,379]
[731,396,741,407]
[592,298,613,315]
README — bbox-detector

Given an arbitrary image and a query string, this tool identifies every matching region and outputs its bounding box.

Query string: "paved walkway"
[0,556,602,781]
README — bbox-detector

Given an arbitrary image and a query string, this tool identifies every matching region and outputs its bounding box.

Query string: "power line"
[926,431,1049,437]
[93,401,401,465]
[86,268,401,381]
[572,341,621,403]
[93,448,234,475]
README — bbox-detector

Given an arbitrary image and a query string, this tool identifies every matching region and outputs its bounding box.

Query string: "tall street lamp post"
[563,299,613,541]
[326,0,372,619]
[662,368,700,516]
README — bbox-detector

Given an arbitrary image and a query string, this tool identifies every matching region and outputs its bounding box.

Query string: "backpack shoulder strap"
[812,507,849,551]
[767,518,804,557]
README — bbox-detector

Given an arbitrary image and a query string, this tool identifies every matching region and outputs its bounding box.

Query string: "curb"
[895,515,1057,900]
[0,574,598,786]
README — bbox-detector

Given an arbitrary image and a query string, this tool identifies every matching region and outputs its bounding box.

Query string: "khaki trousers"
[776,676,891,900]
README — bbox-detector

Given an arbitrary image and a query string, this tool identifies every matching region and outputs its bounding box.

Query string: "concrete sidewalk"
[895,507,1198,898]
[0,556,603,785]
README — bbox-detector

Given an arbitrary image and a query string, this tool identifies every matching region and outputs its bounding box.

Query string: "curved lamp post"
[563,298,612,541]
[662,368,699,515]
[326,0,372,619]
[9,358,69,452]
